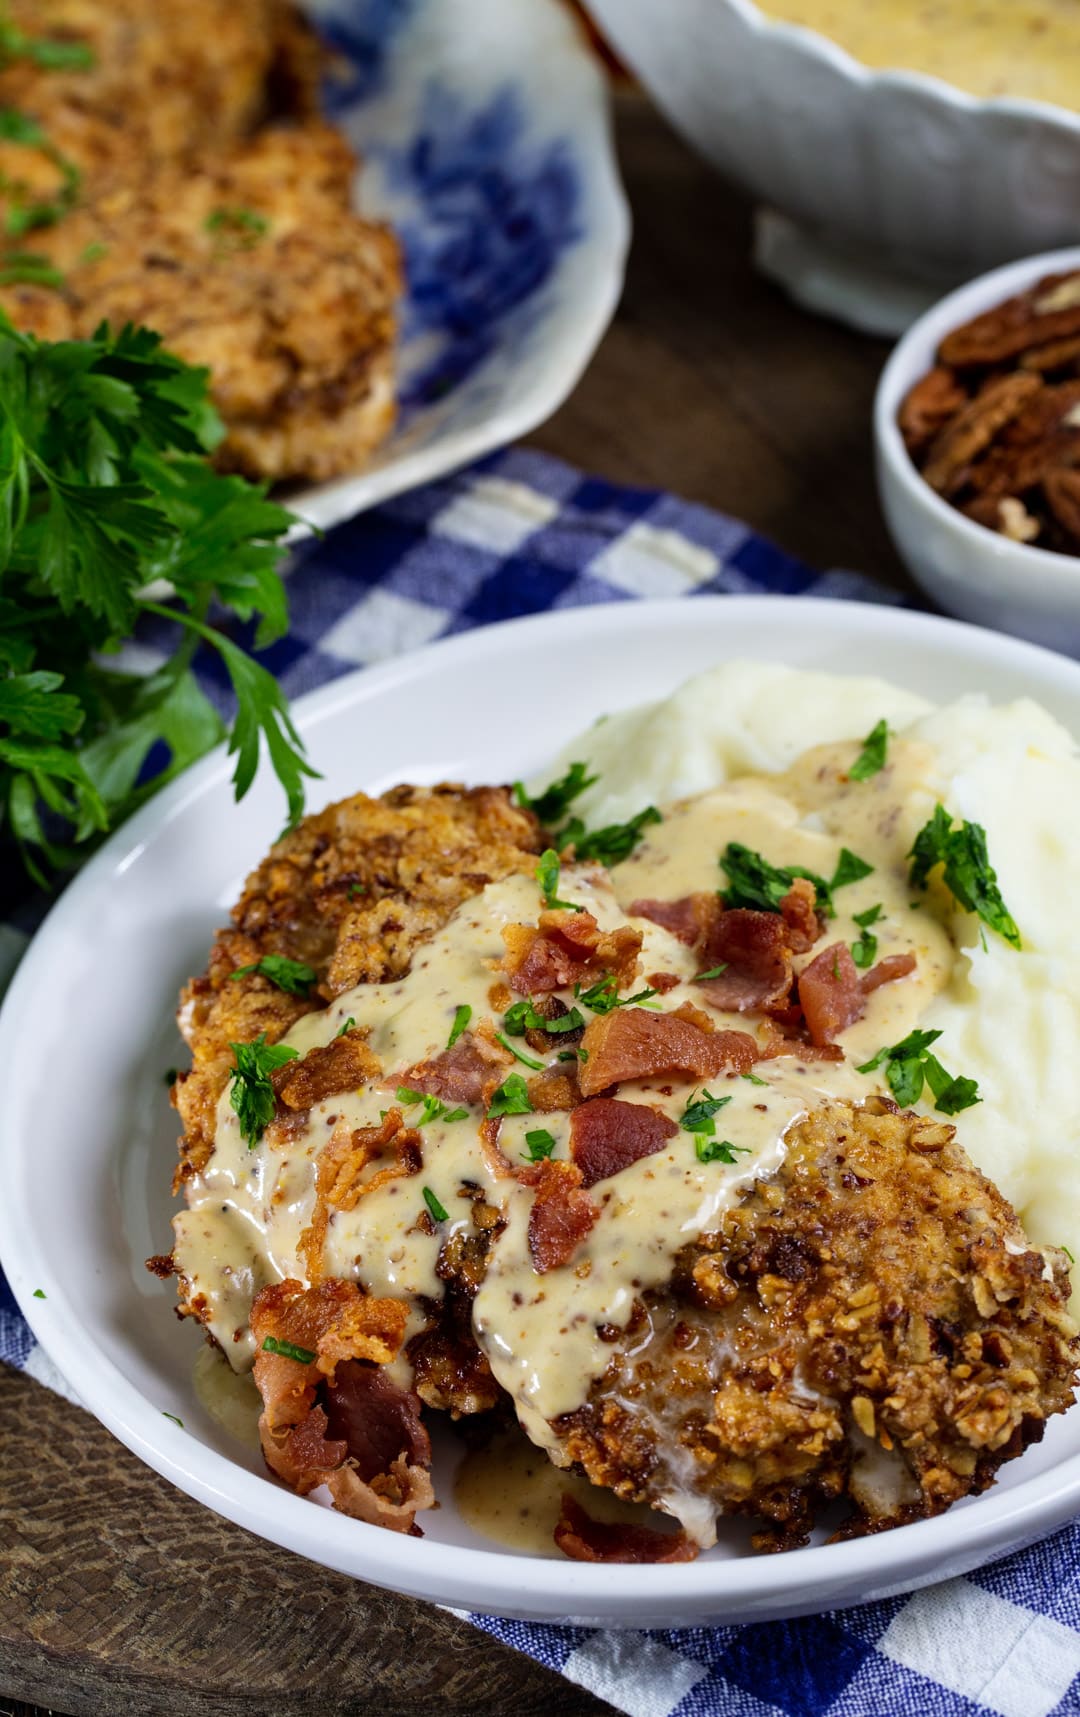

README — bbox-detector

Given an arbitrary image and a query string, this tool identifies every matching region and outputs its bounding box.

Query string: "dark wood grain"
[0,1365,612,1717]
[533,93,911,593]
[2,93,912,1717]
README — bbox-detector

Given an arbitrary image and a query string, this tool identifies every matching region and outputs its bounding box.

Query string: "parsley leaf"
[495,1031,546,1071]
[514,760,598,826]
[447,1004,471,1049]
[719,842,872,917]
[261,1335,316,1365]
[228,1034,298,1148]
[523,1128,557,1162]
[679,1088,733,1133]
[908,806,1020,949]
[0,318,315,884]
[559,805,662,866]
[0,19,95,70]
[857,1027,980,1114]
[422,1186,449,1223]
[204,206,270,249]
[503,999,585,1037]
[487,1073,533,1118]
[230,953,317,996]
[849,719,889,782]
[536,848,582,911]
[695,1136,751,1164]
[335,1016,356,1039]
[741,1071,768,1087]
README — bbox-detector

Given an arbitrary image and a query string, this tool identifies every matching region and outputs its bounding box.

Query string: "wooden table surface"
[0,93,914,1717]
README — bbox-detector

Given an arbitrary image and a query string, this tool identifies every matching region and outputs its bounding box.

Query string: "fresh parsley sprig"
[849,719,889,782]
[719,843,873,918]
[229,1033,298,1148]
[514,760,597,825]
[908,806,1020,949]
[857,1027,981,1115]
[0,318,316,882]
[536,848,581,912]
[230,954,317,995]
[559,805,662,865]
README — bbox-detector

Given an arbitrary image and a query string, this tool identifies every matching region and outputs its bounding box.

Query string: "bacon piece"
[697,910,792,1014]
[861,952,917,995]
[629,894,714,947]
[524,1159,597,1273]
[299,1110,421,1281]
[570,1097,677,1189]
[780,878,824,954]
[277,1029,381,1110]
[554,1495,699,1564]
[527,1063,582,1113]
[250,1280,432,1535]
[324,1359,431,1481]
[403,1030,511,1107]
[647,971,681,994]
[579,1007,758,1097]
[500,908,641,995]
[797,942,864,1046]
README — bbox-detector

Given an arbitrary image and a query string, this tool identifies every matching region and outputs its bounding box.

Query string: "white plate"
[290,0,628,530]
[5,597,1080,1627]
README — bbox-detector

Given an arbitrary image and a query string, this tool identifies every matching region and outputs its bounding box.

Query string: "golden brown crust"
[555,1097,1079,1549]
[0,2,401,483]
[173,783,540,1186]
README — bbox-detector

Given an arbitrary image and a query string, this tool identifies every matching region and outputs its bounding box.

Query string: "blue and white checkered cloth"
[3,447,1080,1717]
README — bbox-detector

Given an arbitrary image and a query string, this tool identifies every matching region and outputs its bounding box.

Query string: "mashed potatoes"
[534,660,1080,1271]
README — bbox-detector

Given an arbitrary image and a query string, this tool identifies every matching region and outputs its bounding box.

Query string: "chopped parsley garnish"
[741,1071,768,1087]
[32,1287,45,1299]
[908,806,1020,949]
[229,1034,298,1148]
[349,882,368,898]
[447,1004,472,1049]
[693,963,728,981]
[504,999,585,1037]
[1063,1244,1076,1266]
[161,1411,184,1427]
[230,954,317,995]
[679,1089,733,1132]
[514,760,598,826]
[163,1066,178,1086]
[576,974,659,1014]
[422,1186,449,1223]
[495,1031,546,1071]
[0,251,64,288]
[536,848,582,911]
[831,847,874,891]
[261,1335,316,1365]
[558,1047,588,1062]
[335,1016,356,1038]
[487,1073,533,1118]
[851,906,882,969]
[395,1087,468,1126]
[559,805,662,866]
[695,1136,751,1165]
[719,842,873,917]
[205,206,270,247]
[849,719,889,782]
[523,1128,557,1162]
[0,20,95,70]
[0,109,81,236]
[857,1027,981,1114]
[679,1087,745,1162]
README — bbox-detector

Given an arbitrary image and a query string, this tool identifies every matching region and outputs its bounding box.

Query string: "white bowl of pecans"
[875,248,1080,653]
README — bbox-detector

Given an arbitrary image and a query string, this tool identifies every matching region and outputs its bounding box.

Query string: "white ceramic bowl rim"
[720,0,1080,129]
[877,244,1080,587]
[7,598,1080,1620]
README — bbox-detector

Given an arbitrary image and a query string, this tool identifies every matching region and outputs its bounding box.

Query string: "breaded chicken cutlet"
[160,782,1079,1557]
[0,0,400,483]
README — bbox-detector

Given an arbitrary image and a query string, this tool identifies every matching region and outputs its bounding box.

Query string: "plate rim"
[6,594,1080,1624]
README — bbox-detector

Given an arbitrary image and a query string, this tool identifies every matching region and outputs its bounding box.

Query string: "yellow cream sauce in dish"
[751,0,1080,107]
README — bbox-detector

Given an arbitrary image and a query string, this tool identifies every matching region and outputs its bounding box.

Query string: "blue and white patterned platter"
[294,0,629,530]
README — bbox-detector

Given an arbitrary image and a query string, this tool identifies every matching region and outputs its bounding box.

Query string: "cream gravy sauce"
[173,737,957,1481]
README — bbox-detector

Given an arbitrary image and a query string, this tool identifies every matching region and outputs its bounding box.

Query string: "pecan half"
[898,366,967,456]
[940,270,1080,368]
[922,372,1042,498]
